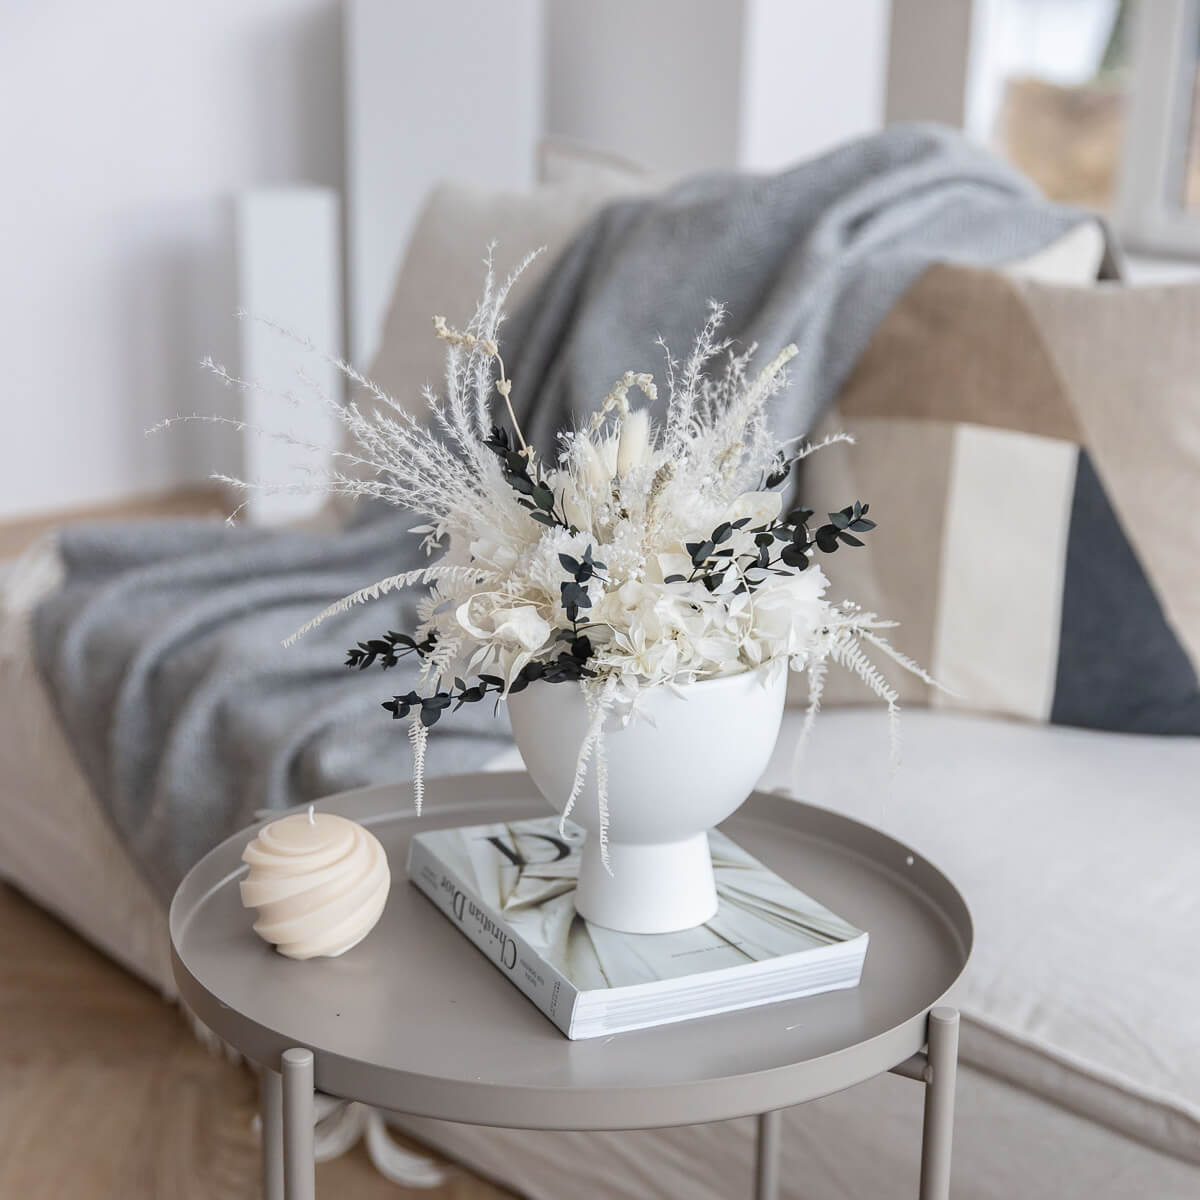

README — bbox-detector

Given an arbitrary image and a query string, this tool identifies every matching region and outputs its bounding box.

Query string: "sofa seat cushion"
[758,707,1200,1160]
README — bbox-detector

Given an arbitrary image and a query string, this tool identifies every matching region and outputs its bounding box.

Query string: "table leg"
[281,1048,316,1200]
[755,1109,781,1200]
[918,1007,959,1200]
[261,1067,284,1200]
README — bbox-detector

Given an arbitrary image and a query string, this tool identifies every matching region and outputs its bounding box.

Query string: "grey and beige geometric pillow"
[806,265,1200,734]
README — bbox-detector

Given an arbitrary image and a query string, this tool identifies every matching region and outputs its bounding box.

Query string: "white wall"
[546,0,889,174]
[0,0,343,520]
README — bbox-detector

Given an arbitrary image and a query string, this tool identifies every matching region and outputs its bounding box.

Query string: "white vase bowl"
[507,662,788,934]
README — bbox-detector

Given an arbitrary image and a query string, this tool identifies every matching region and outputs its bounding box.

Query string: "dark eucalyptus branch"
[380,644,597,730]
[665,501,877,595]
[344,630,437,670]
[483,425,577,531]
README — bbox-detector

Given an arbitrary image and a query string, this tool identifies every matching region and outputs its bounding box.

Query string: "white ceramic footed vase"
[508,661,788,935]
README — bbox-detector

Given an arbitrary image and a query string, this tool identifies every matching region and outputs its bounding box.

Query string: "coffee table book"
[407,815,868,1040]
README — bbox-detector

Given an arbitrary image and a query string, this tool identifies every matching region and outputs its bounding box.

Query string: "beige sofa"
[3,180,1198,1197]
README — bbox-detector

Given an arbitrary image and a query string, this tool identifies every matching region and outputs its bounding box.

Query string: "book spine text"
[406,837,579,1037]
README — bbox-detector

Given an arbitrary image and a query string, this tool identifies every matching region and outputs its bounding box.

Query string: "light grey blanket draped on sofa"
[32,125,1116,900]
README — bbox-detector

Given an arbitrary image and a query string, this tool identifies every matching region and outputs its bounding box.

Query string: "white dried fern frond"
[663,300,730,453]
[553,678,618,873]
[791,656,828,787]
[407,719,428,814]
[831,635,901,767]
[425,633,464,680]
[856,627,952,695]
[779,429,857,460]
[281,563,495,647]
[593,714,611,874]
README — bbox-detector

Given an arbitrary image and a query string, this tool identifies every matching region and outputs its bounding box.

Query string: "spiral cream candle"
[240,807,390,959]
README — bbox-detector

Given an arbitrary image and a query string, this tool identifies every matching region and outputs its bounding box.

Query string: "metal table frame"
[259,1006,960,1200]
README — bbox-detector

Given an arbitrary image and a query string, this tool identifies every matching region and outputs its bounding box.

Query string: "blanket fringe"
[181,1000,244,1063]
[0,534,65,670]
[183,999,444,1186]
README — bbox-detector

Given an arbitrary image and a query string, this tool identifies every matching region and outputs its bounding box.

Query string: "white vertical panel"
[236,187,342,526]
[932,425,1077,721]
[739,0,889,170]
[344,0,543,367]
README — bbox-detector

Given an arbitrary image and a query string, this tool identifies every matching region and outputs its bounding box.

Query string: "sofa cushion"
[760,707,1200,1161]
[805,268,1200,735]
[366,164,650,427]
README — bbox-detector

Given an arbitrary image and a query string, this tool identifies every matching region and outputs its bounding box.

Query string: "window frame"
[1116,0,1200,257]
[887,0,1200,260]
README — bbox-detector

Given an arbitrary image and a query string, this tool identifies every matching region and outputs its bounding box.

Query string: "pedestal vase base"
[575,832,718,934]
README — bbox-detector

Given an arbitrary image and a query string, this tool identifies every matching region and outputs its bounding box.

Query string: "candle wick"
[307,804,315,826]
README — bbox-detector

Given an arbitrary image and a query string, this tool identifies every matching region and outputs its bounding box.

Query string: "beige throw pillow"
[805,265,1200,735]
[367,165,651,420]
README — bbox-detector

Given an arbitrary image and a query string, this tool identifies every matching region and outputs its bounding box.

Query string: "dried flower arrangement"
[195,252,939,829]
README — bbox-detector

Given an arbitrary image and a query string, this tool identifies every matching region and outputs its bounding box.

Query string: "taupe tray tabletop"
[171,771,972,1200]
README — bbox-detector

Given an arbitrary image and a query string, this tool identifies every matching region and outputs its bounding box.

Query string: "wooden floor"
[0,883,514,1200]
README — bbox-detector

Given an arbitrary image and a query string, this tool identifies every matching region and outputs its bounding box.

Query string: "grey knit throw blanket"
[33,125,1117,900]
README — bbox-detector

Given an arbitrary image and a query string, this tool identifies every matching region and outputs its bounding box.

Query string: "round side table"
[171,772,972,1200]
